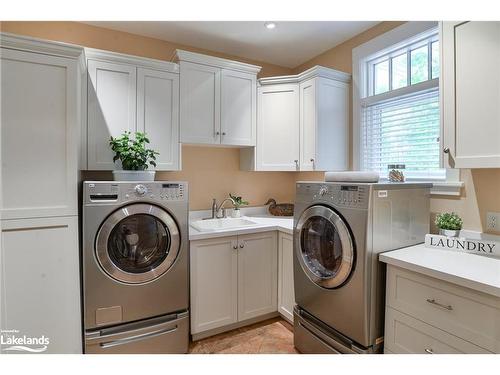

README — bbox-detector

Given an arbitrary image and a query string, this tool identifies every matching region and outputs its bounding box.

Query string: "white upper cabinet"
[256,84,300,171]
[0,39,83,219]
[179,61,221,144]
[176,50,260,147]
[87,59,136,170]
[85,49,180,171]
[137,68,180,170]
[441,21,500,168]
[221,70,257,146]
[241,66,350,172]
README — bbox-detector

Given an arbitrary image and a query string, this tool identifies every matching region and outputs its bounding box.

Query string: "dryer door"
[296,205,354,289]
[95,203,180,284]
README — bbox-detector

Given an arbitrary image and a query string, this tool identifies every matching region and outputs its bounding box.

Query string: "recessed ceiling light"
[264,22,276,30]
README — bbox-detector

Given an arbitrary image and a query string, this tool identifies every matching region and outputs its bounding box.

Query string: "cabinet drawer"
[386,266,500,352]
[385,307,490,354]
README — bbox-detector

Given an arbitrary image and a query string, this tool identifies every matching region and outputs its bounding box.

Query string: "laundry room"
[1,1,499,374]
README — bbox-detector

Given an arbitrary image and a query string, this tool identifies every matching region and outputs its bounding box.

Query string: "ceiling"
[83,21,379,68]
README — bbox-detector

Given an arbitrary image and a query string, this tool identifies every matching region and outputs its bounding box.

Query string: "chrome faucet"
[210,197,236,219]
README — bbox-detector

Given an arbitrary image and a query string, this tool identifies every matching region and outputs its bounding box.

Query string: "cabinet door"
[278,232,295,323]
[257,84,300,170]
[237,232,278,321]
[0,49,78,219]
[299,78,317,171]
[442,21,500,168]
[0,217,82,353]
[316,78,349,171]
[190,236,238,334]
[87,59,136,170]
[179,61,221,144]
[137,68,180,170]
[221,69,256,146]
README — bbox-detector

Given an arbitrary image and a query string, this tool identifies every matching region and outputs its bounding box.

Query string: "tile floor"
[189,317,299,354]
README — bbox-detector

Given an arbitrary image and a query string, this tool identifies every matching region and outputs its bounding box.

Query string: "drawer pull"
[426,298,453,311]
[424,348,434,354]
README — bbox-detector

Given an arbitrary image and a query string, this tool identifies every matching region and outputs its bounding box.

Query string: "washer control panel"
[85,182,187,204]
[296,183,369,209]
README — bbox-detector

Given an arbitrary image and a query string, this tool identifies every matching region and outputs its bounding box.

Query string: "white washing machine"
[82,181,189,353]
[293,182,431,353]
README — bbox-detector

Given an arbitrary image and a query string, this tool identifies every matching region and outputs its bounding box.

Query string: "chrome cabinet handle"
[443,147,450,154]
[233,245,238,250]
[216,131,220,135]
[310,158,315,162]
[426,298,453,311]
[222,132,226,136]
[294,160,299,167]
[239,242,244,248]
[424,348,434,354]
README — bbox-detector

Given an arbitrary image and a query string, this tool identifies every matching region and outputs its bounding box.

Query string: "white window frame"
[352,21,463,196]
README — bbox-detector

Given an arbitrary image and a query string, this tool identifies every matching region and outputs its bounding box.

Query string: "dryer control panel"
[296,182,369,209]
[84,181,187,204]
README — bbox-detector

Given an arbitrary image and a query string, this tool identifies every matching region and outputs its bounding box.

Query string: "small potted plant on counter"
[229,193,249,218]
[435,212,463,237]
[110,131,159,181]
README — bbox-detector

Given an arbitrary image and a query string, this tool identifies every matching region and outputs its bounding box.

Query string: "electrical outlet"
[486,212,500,231]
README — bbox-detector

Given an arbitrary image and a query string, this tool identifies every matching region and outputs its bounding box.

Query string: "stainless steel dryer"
[82,181,189,353]
[293,182,431,353]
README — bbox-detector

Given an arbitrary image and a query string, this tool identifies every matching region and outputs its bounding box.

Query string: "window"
[354,23,445,180]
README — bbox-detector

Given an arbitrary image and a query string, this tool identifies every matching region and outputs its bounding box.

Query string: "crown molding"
[0,32,85,69]
[259,65,351,85]
[85,48,179,73]
[175,49,261,74]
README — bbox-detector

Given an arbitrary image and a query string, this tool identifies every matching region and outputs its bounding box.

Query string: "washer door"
[296,205,354,289]
[95,204,180,284]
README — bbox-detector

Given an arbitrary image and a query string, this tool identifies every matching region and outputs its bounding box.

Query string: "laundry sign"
[425,234,500,259]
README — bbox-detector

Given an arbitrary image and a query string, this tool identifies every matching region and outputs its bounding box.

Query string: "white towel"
[324,171,379,183]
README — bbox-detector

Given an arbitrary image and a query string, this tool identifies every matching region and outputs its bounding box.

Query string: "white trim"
[174,49,261,74]
[85,48,179,73]
[259,65,351,85]
[352,21,438,170]
[0,32,85,70]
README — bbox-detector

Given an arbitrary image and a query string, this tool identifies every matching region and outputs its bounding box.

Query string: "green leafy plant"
[435,212,463,231]
[229,193,249,209]
[109,131,159,170]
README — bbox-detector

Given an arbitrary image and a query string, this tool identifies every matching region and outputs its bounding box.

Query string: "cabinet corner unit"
[441,21,500,168]
[85,48,181,171]
[240,65,350,172]
[175,49,261,147]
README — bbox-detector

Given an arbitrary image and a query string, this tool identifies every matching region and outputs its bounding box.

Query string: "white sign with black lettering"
[425,234,499,259]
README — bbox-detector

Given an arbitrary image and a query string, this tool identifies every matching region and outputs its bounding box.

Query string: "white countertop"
[380,244,500,298]
[189,207,293,241]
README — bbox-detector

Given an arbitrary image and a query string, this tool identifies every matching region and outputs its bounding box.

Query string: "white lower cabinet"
[0,217,82,353]
[278,232,295,322]
[384,265,498,353]
[190,232,278,336]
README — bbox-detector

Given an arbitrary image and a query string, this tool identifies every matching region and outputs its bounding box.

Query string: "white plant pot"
[112,170,156,181]
[231,209,241,218]
[439,228,460,237]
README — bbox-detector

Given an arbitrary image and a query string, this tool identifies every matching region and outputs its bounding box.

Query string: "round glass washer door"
[95,204,180,284]
[296,205,354,289]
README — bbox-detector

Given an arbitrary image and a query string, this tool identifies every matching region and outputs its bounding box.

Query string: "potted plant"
[229,193,249,218]
[109,131,159,181]
[435,212,463,237]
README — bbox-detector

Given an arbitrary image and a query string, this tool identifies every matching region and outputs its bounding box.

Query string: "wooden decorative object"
[265,199,294,216]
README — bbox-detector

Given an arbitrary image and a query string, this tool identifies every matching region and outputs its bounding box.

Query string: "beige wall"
[2,21,499,231]
[293,21,500,234]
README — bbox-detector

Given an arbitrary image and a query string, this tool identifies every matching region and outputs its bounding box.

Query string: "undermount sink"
[190,217,258,232]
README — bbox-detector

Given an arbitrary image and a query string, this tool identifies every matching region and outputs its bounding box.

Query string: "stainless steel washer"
[293,182,431,354]
[82,181,189,353]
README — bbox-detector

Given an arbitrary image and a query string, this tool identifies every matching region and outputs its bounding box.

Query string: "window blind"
[361,87,443,178]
